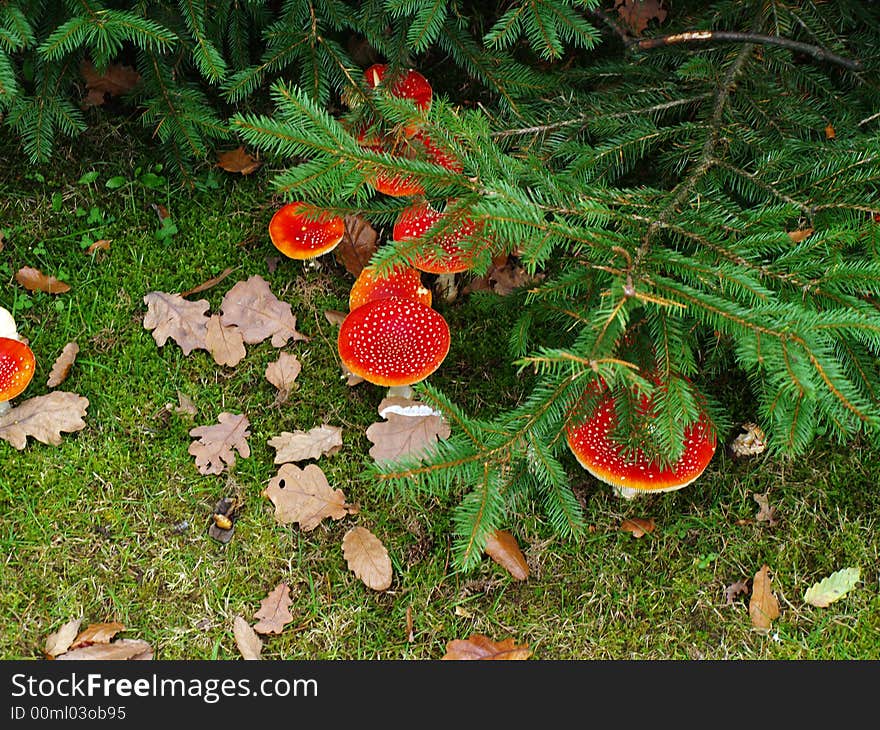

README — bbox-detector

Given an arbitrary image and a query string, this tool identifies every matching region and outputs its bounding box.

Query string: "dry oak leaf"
[484,529,529,581]
[80,59,140,107]
[614,0,667,35]
[44,618,83,659]
[16,266,71,294]
[323,309,347,327]
[753,492,779,527]
[55,638,153,661]
[217,146,262,175]
[0,391,89,449]
[253,583,294,635]
[749,564,780,631]
[71,621,126,649]
[787,228,814,243]
[206,314,247,367]
[366,406,451,463]
[143,291,210,356]
[47,341,79,387]
[268,425,343,464]
[342,526,393,591]
[265,352,302,404]
[620,517,656,538]
[803,567,860,608]
[262,462,353,530]
[442,634,532,660]
[188,412,251,475]
[219,275,308,347]
[725,580,750,605]
[233,616,263,660]
[334,214,378,277]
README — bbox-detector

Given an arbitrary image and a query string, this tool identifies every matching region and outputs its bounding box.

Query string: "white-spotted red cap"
[269,202,345,259]
[0,336,35,402]
[565,383,716,494]
[364,64,432,111]
[337,297,450,387]
[349,265,432,311]
[393,202,482,274]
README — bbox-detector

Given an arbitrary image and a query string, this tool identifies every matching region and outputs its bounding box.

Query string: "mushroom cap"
[268,202,346,259]
[565,383,717,494]
[0,336,35,402]
[357,129,425,197]
[337,296,450,387]
[0,307,19,340]
[364,64,432,111]
[393,202,481,274]
[349,265,433,310]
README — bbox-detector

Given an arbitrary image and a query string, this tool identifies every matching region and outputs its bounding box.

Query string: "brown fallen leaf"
[55,638,153,660]
[44,618,82,659]
[334,214,378,277]
[749,564,780,631]
[179,266,236,298]
[188,412,251,475]
[825,123,836,140]
[16,266,71,294]
[342,526,393,591]
[406,605,414,643]
[143,291,210,356]
[84,239,111,255]
[323,309,347,326]
[462,258,544,297]
[620,517,656,538]
[268,425,343,463]
[262,462,354,530]
[80,59,140,107]
[787,227,814,243]
[172,391,198,417]
[264,352,302,404]
[46,342,79,388]
[728,421,767,457]
[253,583,294,635]
[725,580,750,605]
[341,361,364,386]
[366,409,451,463]
[483,529,529,581]
[442,634,532,660]
[71,621,125,649]
[754,492,779,527]
[219,275,308,347]
[614,0,667,35]
[0,391,89,449]
[217,146,261,175]
[233,616,263,660]
[205,315,247,367]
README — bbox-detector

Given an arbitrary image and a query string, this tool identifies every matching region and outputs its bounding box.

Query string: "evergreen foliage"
[3,0,880,569]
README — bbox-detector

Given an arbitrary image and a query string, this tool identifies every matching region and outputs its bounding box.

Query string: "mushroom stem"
[0,401,10,416]
[386,384,414,400]
[612,485,642,500]
[435,273,458,303]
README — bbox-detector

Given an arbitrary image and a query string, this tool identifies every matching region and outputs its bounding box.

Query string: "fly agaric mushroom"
[393,201,483,302]
[349,264,433,311]
[565,380,717,499]
[364,64,432,112]
[0,336,35,416]
[338,296,450,399]
[268,202,345,260]
[0,306,20,341]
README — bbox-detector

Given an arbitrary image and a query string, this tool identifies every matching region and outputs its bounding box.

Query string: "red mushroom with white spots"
[565,380,717,499]
[0,336,35,417]
[348,264,432,311]
[393,201,484,302]
[364,64,432,113]
[338,296,450,399]
[268,202,345,261]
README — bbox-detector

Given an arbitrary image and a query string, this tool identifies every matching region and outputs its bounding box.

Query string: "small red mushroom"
[0,336,35,415]
[268,202,346,260]
[565,380,717,499]
[349,265,433,311]
[337,296,450,390]
[364,64,432,112]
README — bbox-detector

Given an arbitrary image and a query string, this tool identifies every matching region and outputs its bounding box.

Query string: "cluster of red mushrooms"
[265,61,719,496]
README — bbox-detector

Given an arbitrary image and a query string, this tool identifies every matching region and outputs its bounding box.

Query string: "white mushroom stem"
[435,273,458,303]
[0,401,10,416]
[0,306,20,341]
[385,384,414,400]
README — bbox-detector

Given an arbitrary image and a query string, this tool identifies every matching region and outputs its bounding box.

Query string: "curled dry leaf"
[217,146,262,175]
[143,291,210,356]
[725,580,750,605]
[253,583,294,635]
[44,618,82,659]
[80,59,140,106]
[219,275,307,347]
[787,228,814,243]
[47,342,79,387]
[620,517,656,538]
[268,425,342,463]
[188,412,251,475]
[749,564,780,631]
[205,315,247,367]
[265,352,302,404]
[614,0,668,35]
[16,266,71,294]
[179,266,236,298]
[0,391,89,449]
[233,616,263,660]
[366,407,451,463]
[753,492,778,527]
[71,621,126,649]
[442,634,532,660]
[334,214,378,277]
[55,638,153,661]
[483,529,529,581]
[728,421,767,457]
[262,462,354,530]
[323,309,347,327]
[84,239,111,255]
[342,526,393,591]
[803,567,861,608]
